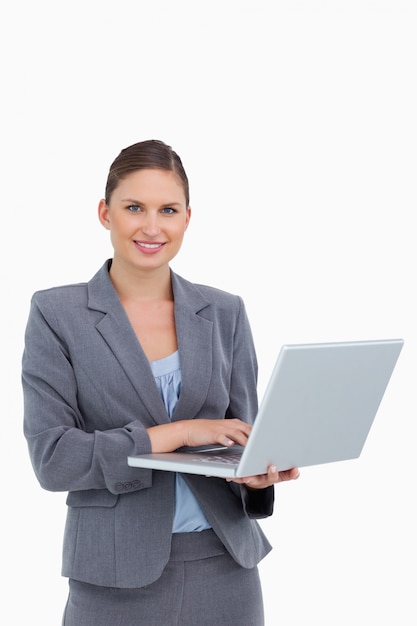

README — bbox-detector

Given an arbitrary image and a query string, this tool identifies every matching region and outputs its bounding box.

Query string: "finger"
[278,468,300,481]
[226,419,252,437]
[243,465,279,485]
[218,431,248,448]
[268,465,279,481]
[230,475,265,487]
[220,436,236,447]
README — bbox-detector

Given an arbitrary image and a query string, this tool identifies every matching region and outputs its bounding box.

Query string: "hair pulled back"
[105,140,189,206]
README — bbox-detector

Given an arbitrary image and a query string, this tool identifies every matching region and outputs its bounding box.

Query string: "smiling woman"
[22,139,299,626]
[98,167,191,284]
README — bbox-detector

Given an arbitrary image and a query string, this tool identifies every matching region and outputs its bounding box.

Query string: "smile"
[134,241,164,249]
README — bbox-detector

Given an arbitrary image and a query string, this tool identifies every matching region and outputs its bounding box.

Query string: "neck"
[108,258,173,302]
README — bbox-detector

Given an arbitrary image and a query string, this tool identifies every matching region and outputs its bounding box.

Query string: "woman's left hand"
[227,465,300,489]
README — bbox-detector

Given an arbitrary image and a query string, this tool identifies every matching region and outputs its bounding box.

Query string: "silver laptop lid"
[236,338,404,475]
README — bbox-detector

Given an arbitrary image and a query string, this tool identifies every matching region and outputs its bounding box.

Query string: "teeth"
[138,242,161,249]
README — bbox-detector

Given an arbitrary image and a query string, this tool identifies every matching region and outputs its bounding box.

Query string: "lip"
[133,240,166,254]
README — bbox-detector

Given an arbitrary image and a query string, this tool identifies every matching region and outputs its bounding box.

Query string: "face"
[98,168,191,273]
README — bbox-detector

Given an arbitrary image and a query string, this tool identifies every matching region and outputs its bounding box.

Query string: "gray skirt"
[62,529,264,626]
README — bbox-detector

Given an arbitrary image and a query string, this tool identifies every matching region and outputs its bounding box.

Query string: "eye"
[161,207,177,215]
[127,205,142,213]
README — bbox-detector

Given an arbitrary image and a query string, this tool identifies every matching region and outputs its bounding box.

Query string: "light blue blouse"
[150,351,211,533]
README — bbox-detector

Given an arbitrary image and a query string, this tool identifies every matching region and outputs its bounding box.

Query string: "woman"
[22,140,299,625]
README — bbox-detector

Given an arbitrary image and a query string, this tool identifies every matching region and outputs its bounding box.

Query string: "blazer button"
[114,480,143,491]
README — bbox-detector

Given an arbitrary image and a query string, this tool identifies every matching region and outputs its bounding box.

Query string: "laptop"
[127,338,403,478]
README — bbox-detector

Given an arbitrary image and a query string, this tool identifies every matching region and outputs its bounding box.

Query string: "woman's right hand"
[181,418,252,448]
[146,418,252,453]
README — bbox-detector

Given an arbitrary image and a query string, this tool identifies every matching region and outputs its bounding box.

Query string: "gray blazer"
[22,260,273,588]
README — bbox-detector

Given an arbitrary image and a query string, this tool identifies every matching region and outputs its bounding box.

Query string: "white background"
[1,1,416,624]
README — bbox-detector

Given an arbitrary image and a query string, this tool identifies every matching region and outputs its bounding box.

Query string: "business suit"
[22,259,273,591]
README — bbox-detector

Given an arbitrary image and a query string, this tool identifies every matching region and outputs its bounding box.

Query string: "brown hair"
[104,139,190,206]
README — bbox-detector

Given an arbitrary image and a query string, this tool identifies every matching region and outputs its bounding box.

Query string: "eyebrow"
[121,198,183,207]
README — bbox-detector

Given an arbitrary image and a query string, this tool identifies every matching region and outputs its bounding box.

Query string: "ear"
[185,206,191,230]
[98,199,111,230]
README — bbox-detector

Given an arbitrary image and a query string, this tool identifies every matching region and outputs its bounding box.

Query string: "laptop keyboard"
[192,453,241,465]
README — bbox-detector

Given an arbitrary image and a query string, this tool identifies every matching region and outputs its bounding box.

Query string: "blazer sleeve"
[240,484,275,518]
[22,293,154,496]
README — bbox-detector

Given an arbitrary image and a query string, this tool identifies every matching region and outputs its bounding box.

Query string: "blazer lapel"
[87,262,170,426]
[171,271,214,421]
[86,262,215,427]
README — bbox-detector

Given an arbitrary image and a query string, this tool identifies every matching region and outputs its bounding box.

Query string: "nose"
[142,211,161,237]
